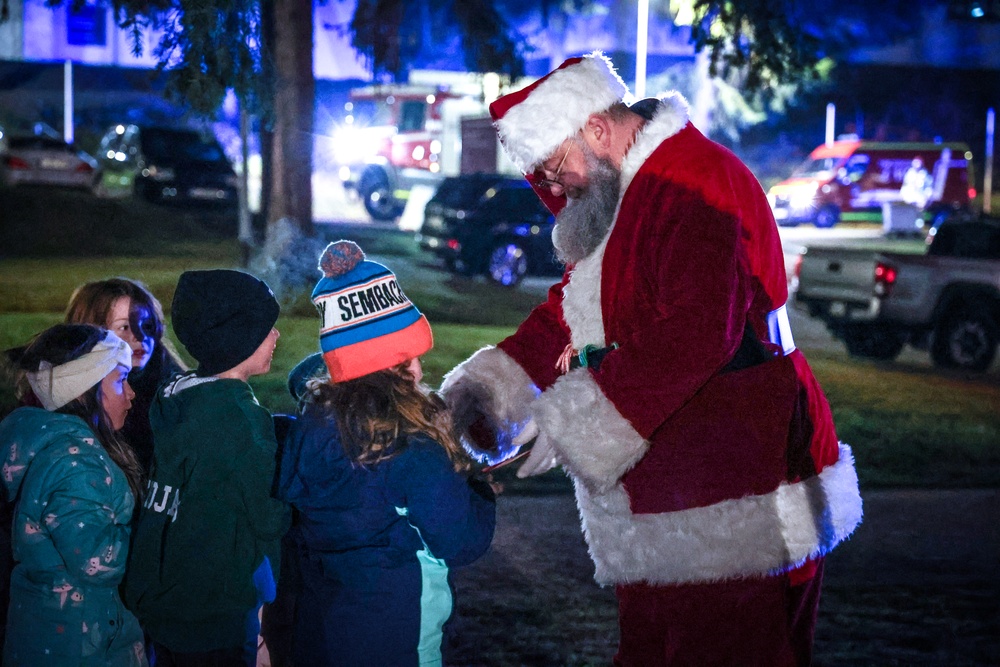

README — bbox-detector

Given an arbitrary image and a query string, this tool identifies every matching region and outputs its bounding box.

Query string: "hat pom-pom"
[319,240,365,278]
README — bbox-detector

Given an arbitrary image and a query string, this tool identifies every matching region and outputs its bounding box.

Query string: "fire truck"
[331,79,501,221]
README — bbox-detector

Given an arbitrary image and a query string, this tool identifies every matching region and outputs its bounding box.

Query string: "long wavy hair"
[306,361,471,472]
[65,277,185,371]
[11,324,144,505]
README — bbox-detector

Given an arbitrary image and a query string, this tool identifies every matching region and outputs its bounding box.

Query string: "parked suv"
[417,174,561,286]
[95,124,238,207]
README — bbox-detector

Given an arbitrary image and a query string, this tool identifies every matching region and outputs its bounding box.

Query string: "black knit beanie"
[171,269,280,376]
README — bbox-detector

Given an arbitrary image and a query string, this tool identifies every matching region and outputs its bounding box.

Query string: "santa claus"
[441,52,863,665]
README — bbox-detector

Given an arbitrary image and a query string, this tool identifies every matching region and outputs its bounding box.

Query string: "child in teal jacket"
[1,324,146,666]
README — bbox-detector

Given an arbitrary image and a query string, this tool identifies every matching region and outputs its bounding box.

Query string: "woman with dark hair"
[66,278,186,475]
[0,323,147,665]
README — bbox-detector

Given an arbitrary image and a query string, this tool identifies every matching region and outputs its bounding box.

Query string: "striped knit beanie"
[312,240,433,382]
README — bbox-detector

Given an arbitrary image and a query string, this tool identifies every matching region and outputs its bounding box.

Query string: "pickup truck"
[793,215,1000,371]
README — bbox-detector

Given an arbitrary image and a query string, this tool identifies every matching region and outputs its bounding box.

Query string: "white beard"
[551,153,621,265]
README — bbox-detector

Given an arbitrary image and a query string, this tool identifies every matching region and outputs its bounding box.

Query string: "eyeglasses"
[535,143,574,192]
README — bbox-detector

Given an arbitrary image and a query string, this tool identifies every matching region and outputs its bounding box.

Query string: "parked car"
[0,132,98,190]
[417,174,562,286]
[793,214,1000,370]
[94,124,237,207]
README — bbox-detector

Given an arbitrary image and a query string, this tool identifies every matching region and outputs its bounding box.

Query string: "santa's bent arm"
[440,274,572,458]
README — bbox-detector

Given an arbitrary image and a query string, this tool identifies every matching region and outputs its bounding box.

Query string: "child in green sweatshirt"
[125,269,291,667]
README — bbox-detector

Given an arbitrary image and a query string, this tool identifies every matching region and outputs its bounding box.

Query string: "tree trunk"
[269,0,314,238]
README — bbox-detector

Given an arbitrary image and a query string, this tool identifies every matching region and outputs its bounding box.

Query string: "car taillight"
[874,261,898,297]
[75,162,94,173]
[446,239,461,252]
[969,187,977,199]
[4,156,30,170]
[793,254,804,281]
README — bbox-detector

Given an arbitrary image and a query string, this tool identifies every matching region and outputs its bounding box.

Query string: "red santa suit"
[442,54,862,666]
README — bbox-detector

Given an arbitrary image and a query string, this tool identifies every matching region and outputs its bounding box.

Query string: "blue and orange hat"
[312,240,433,382]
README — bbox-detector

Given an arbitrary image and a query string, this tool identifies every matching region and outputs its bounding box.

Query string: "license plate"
[189,187,224,199]
[773,208,788,220]
[829,301,846,316]
[41,158,68,169]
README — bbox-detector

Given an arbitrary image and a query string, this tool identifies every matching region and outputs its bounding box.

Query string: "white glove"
[513,418,558,478]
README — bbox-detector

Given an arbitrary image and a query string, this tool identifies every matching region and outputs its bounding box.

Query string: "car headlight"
[789,184,818,211]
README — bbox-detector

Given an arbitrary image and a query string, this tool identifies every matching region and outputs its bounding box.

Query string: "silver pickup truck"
[793,216,1000,371]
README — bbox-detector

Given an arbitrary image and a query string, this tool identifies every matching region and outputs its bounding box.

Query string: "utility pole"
[635,0,648,98]
[825,103,835,146]
[63,60,73,144]
[985,108,995,214]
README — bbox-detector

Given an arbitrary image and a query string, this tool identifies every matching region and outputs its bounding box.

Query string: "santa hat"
[312,240,433,383]
[489,51,630,174]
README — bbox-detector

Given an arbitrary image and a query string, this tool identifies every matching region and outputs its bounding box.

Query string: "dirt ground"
[443,488,1000,666]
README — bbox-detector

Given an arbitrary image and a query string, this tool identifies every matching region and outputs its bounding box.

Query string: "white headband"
[26,332,133,411]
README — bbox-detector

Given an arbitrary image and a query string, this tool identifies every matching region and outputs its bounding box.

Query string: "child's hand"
[468,472,502,500]
[483,473,504,496]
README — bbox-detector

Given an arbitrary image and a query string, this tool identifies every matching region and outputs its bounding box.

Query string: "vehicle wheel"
[930,309,998,371]
[813,205,840,229]
[487,241,529,287]
[359,169,402,221]
[842,326,905,360]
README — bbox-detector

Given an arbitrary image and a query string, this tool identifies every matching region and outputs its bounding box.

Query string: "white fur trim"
[575,443,864,586]
[440,346,538,456]
[558,93,691,349]
[618,92,690,197]
[561,236,608,348]
[496,52,629,173]
[533,367,648,493]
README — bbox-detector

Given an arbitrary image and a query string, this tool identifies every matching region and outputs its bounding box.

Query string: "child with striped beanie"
[273,240,496,666]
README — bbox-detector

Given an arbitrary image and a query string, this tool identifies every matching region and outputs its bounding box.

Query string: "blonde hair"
[306,361,471,472]
[65,277,185,369]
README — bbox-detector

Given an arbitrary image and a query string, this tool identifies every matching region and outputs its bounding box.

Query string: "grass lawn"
[1,212,998,490]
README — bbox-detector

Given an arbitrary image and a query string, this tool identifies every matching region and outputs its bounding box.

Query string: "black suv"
[95,124,237,207]
[417,174,561,286]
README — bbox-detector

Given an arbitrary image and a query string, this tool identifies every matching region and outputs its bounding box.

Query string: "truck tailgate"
[795,246,877,308]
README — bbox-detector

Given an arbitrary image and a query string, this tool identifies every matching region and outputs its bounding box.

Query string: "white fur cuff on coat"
[533,367,648,493]
[576,443,864,586]
[440,346,538,457]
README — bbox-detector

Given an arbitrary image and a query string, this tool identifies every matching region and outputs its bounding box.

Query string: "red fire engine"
[332,82,494,221]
